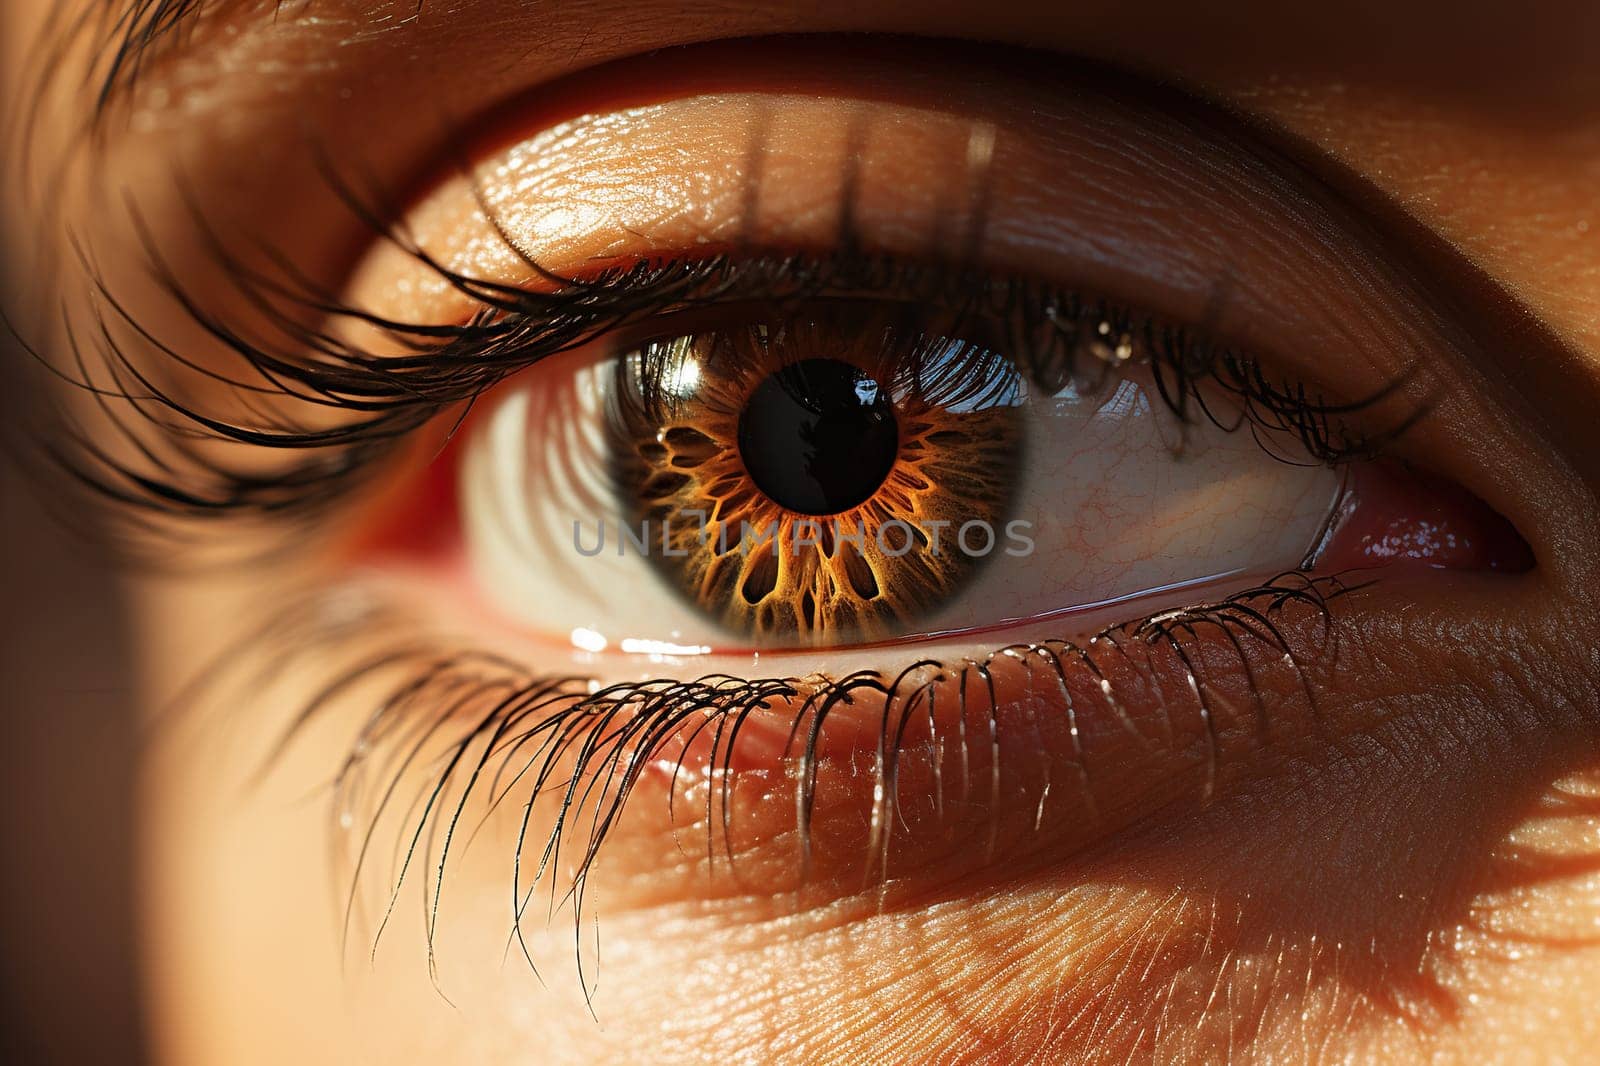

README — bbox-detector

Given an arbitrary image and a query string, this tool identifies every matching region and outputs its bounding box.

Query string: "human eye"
[343,68,1531,666]
[460,268,1358,653]
[228,40,1545,908]
[294,53,1541,914]
[9,17,1600,1066]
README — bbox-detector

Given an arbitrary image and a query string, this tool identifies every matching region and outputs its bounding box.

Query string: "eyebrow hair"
[92,0,216,114]
[88,0,294,117]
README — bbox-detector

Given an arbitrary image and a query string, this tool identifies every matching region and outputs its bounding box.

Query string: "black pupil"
[736,358,899,516]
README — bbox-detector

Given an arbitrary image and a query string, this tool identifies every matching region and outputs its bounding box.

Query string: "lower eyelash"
[211,570,1351,983]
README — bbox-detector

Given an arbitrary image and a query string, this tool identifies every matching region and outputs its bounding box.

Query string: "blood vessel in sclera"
[1315,462,1533,573]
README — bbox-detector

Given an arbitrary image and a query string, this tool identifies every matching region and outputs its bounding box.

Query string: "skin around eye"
[303,50,1548,943]
[15,18,1597,1066]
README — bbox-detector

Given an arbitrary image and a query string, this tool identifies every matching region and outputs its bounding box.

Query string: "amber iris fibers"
[736,358,900,516]
[604,310,1023,646]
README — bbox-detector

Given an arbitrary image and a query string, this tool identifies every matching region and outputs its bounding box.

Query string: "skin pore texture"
[4,3,1600,1065]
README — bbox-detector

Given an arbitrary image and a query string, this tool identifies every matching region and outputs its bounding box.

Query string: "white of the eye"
[915,374,1340,634]
[462,362,736,659]
[459,360,1341,657]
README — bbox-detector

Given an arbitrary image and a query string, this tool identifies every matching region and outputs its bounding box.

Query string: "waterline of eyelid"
[557,566,1262,671]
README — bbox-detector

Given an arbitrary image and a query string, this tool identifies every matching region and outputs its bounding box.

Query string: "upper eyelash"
[37,2,296,123]
[26,214,1420,539]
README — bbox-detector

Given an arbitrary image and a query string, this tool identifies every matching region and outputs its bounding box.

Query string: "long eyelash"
[205,570,1348,992]
[70,2,308,121]
[25,238,1416,543]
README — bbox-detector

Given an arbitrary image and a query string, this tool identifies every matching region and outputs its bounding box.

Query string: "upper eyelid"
[9,37,1587,563]
[15,18,1531,363]
[39,17,1596,478]
[356,83,1454,412]
[16,0,1585,413]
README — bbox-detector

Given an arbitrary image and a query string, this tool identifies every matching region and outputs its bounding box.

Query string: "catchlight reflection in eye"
[459,300,1344,654]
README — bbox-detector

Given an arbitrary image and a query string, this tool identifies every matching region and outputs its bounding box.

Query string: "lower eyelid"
[256,598,1245,908]
[171,499,1560,987]
[252,570,1355,915]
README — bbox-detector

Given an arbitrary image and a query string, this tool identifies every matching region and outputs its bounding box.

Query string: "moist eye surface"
[458,277,1367,655]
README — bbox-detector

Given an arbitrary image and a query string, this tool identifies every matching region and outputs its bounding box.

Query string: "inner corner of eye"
[1310,460,1534,576]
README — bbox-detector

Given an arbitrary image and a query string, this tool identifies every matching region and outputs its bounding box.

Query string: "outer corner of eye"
[339,431,468,568]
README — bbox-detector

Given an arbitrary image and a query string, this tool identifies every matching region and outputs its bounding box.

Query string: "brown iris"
[605,306,1025,646]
